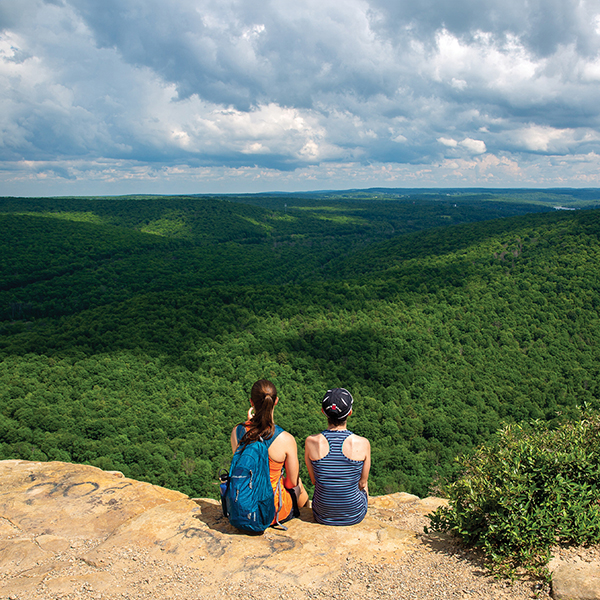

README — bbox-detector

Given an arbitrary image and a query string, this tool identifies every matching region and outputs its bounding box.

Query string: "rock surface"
[549,552,600,600]
[0,459,596,600]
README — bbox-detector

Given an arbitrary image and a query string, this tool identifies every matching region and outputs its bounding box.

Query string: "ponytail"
[241,379,277,444]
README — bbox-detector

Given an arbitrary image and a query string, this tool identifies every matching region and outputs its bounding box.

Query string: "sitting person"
[304,388,370,526]
[231,379,309,526]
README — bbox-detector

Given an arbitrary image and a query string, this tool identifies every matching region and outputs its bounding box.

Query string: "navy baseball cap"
[322,388,353,419]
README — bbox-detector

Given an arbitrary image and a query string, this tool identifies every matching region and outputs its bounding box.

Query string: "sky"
[1,0,600,196]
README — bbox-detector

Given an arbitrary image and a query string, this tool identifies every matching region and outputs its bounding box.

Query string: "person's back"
[305,388,370,526]
[229,379,309,528]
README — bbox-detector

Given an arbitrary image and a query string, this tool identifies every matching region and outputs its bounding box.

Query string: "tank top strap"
[321,430,352,455]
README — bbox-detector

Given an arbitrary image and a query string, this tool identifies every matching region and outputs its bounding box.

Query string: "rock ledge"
[1,460,598,600]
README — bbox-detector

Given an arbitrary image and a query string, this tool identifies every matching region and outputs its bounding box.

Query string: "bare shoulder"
[267,429,297,463]
[305,432,323,446]
[272,429,296,450]
[343,433,370,461]
[352,433,370,449]
[305,432,329,461]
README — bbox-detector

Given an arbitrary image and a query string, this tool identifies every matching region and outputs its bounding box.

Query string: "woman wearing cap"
[304,388,371,526]
[231,379,309,526]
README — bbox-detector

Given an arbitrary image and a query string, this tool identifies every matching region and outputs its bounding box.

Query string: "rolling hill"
[1,191,599,498]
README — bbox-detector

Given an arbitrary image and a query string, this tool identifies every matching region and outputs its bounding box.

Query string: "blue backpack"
[221,424,285,533]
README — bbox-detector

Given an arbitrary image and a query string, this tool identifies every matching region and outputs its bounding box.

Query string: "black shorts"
[279,484,301,524]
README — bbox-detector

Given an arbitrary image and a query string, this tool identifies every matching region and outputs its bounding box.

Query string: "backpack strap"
[235,423,284,446]
[235,423,247,444]
[264,425,287,530]
[264,424,284,448]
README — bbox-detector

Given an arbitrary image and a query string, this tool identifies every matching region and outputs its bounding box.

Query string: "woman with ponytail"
[230,379,308,525]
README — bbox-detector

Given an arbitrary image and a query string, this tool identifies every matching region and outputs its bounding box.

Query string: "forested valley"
[1,189,600,499]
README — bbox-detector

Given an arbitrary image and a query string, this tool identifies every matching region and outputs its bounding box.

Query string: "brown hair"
[241,379,278,444]
[326,414,348,428]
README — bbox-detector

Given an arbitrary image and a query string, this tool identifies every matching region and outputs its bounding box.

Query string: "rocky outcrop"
[2,459,598,600]
[0,460,442,598]
[550,558,600,600]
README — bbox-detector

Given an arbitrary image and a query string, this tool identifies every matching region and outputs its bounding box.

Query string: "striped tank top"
[311,430,368,526]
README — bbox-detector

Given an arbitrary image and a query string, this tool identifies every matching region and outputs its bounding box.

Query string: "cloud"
[506,124,600,154]
[4,152,600,197]
[437,136,486,155]
[368,0,600,57]
[438,137,458,148]
[66,0,399,109]
[460,138,486,154]
[1,0,600,192]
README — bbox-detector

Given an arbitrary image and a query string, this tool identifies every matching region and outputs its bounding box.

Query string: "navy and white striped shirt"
[311,430,368,526]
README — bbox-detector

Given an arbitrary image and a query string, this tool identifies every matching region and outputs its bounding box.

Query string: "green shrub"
[426,410,600,576]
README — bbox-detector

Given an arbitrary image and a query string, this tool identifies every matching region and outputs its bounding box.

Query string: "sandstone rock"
[551,562,600,600]
[0,519,18,537]
[15,560,71,578]
[368,492,420,508]
[44,572,119,595]
[0,460,185,541]
[83,496,416,586]
[34,535,71,554]
[0,538,53,575]
[368,492,448,515]
[0,575,44,598]
[414,496,450,513]
[0,460,420,596]
[0,459,559,600]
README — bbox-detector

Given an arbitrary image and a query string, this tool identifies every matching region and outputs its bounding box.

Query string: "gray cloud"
[66,0,403,109]
[1,0,599,192]
[368,0,600,57]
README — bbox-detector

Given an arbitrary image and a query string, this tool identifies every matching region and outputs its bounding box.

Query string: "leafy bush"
[426,410,600,576]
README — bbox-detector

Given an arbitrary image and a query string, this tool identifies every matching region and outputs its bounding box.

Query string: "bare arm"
[282,434,300,488]
[358,439,371,495]
[304,438,317,485]
[230,426,239,453]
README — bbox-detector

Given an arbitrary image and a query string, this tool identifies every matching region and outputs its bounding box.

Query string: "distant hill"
[0,193,558,320]
[1,193,599,498]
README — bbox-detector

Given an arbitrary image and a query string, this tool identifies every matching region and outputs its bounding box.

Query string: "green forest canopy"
[1,189,599,498]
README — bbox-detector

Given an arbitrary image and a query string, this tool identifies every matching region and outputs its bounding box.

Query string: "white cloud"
[582,57,600,82]
[460,138,486,154]
[391,133,407,143]
[429,28,540,96]
[3,151,600,196]
[515,126,570,152]
[437,137,486,154]
[506,124,600,154]
[438,137,458,148]
[1,0,600,192]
